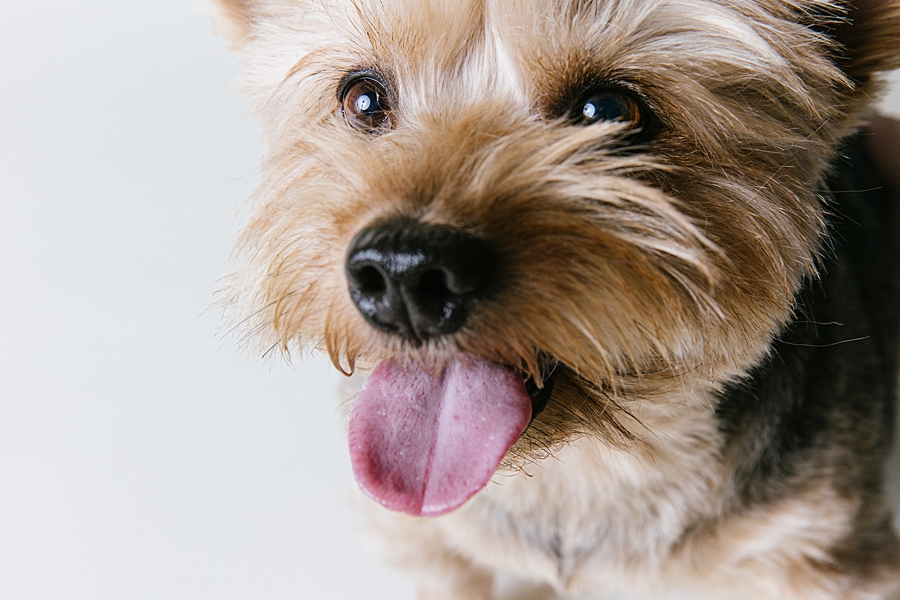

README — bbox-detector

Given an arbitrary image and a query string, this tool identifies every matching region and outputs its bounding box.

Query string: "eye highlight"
[340,75,394,133]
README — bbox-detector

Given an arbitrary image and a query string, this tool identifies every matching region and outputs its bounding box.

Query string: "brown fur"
[207,0,900,597]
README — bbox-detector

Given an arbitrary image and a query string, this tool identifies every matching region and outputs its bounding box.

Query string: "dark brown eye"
[341,76,393,133]
[575,88,644,129]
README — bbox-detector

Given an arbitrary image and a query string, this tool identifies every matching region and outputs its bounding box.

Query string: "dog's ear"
[205,0,256,49]
[819,0,900,88]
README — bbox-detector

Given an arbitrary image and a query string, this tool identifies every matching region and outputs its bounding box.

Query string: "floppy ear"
[823,0,900,89]
[205,0,256,49]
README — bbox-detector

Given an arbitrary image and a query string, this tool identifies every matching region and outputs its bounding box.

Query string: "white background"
[0,2,898,599]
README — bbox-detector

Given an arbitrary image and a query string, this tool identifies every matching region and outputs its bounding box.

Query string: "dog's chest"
[437,400,726,594]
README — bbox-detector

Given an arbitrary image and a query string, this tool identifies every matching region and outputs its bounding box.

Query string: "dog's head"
[209,0,900,516]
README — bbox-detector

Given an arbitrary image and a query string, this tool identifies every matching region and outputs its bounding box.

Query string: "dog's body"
[208,1,900,597]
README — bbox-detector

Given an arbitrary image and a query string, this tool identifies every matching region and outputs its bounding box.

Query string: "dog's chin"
[345,350,560,517]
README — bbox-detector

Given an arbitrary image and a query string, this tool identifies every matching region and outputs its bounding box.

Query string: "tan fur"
[209,1,900,597]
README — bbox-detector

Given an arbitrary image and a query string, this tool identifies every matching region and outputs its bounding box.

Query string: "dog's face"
[211,0,900,516]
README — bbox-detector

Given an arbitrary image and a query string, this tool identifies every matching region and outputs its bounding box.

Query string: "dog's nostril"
[345,222,497,342]
[355,265,387,293]
[417,268,452,302]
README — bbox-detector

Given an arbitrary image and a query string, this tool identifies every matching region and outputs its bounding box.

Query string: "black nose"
[345,222,496,342]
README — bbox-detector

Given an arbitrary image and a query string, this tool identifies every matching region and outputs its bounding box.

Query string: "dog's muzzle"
[345,221,497,343]
[344,221,559,518]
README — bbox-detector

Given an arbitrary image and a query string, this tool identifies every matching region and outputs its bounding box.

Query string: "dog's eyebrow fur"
[351,0,487,76]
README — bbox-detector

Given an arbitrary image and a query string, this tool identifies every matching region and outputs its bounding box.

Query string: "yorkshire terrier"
[208,0,900,597]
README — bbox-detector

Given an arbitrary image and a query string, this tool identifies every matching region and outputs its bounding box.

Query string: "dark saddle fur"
[717,132,900,573]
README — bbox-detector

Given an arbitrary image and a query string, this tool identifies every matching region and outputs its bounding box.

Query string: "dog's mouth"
[347,354,558,517]
[523,355,558,421]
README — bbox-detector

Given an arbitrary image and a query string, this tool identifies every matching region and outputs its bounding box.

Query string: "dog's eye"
[341,76,393,133]
[575,89,644,129]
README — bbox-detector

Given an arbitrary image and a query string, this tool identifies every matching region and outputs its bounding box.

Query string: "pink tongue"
[348,357,532,517]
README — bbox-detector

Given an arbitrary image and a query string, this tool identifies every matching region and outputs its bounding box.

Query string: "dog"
[207,0,900,597]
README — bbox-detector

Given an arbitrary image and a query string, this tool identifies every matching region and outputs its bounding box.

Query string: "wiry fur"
[207,0,900,597]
